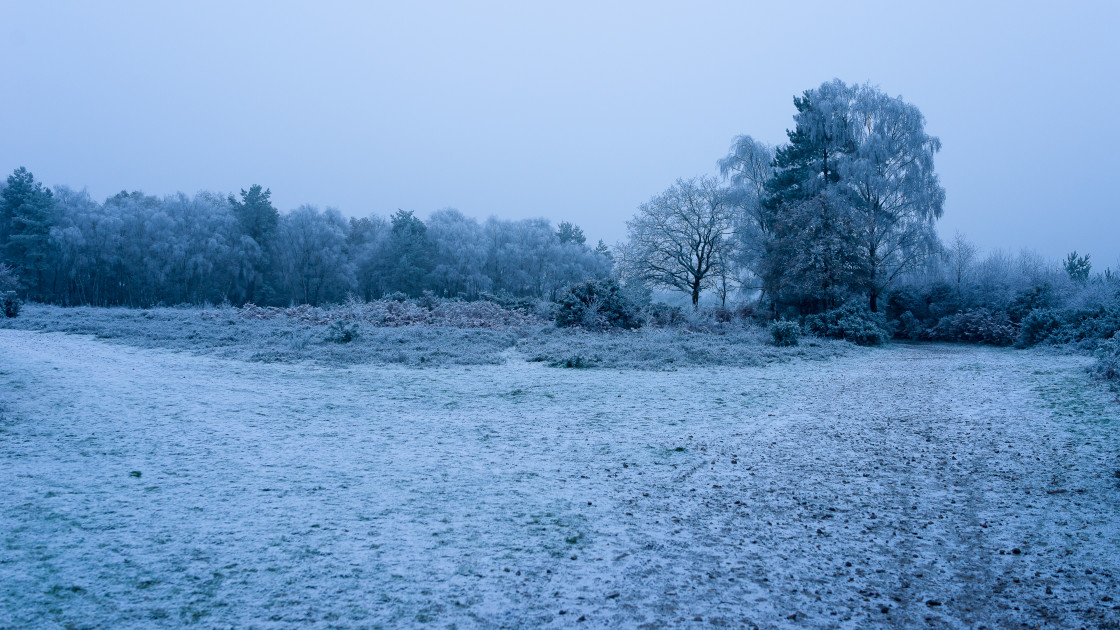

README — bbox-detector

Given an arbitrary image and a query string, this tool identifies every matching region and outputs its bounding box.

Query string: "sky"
[2,0,1118,267]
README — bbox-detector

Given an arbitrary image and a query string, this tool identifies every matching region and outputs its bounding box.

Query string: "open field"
[1,329,1118,628]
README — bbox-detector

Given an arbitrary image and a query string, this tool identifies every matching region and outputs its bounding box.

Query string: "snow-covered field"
[1,330,1118,629]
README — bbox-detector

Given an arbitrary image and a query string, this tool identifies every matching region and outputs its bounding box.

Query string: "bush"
[1094,333,1120,389]
[1017,308,1065,347]
[1049,306,1120,345]
[896,311,925,341]
[641,303,686,327]
[555,279,639,330]
[930,309,1017,346]
[1,291,20,318]
[1008,284,1053,323]
[769,319,800,347]
[480,292,539,314]
[551,354,598,369]
[324,320,360,343]
[0,264,19,318]
[805,302,892,346]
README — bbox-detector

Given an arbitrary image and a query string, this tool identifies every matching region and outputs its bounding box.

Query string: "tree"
[228,185,279,303]
[838,82,944,312]
[759,85,861,314]
[556,221,586,245]
[229,185,279,243]
[273,205,353,305]
[1064,251,1091,283]
[426,208,490,298]
[378,210,434,296]
[620,176,735,308]
[946,232,976,305]
[718,135,775,301]
[758,80,944,312]
[2,167,56,298]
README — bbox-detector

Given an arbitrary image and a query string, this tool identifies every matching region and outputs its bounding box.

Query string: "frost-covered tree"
[379,210,434,297]
[273,205,354,305]
[229,185,279,303]
[620,176,735,308]
[719,135,775,295]
[1064,251,1091,283]
[556,221,586,245]
[838,82,944,311]
[426,208,491,298]
[946,232,976,305]
[756,80,944,313]
[2,167,56,298]
[758,85,862,313]
[347,215,389,300]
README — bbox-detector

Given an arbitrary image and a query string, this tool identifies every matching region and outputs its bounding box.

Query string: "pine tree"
[228,184,279,303]
[2,167,55,298]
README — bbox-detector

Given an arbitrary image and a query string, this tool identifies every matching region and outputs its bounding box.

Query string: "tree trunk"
[869,290,878,313]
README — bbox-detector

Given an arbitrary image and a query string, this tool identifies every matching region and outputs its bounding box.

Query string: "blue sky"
[3,1,1118,266]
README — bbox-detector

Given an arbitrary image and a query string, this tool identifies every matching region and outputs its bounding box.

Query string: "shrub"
[769,319,800,347]
[641,303,686,328]
[930,309,1017,346]
[896,311,925,341]
[1008,284,1053,323]
[1048,306,1120,345]
[0,264,19,318]
[1017,308,1064,347]
[555,279,639,330]
[1,291,19,318]
[551,354,597,368]
[805,302,892,346]
[1094,332,1120,389]
[480,292,539,314]
[325,320,360,343]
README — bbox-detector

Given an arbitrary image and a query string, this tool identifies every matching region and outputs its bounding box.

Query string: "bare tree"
[620,177,735,308]
[946,231,976,305]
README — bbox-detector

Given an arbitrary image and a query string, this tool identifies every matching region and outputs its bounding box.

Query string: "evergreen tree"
[380,210,434,296]
[761,85,860,314]
[2,167,56,298]
[556,221,586,245]
[228,185,279,303]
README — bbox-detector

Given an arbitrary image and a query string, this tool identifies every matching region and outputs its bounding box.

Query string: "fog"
[2,0,1117,263]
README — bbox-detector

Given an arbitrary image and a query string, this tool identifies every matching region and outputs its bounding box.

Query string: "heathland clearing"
[1,329,1117,628]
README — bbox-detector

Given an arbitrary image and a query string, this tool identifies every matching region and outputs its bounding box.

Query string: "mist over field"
[2,2,1119,628]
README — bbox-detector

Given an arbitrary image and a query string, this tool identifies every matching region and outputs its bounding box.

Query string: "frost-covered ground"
[0,304,847,369]
[1,330,1118,629]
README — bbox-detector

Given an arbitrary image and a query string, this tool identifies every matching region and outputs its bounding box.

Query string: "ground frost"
[1,331,1118,629]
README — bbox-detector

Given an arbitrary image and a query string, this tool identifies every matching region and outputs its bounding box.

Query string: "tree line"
[4,78,1115,322]
[0,173,611,307]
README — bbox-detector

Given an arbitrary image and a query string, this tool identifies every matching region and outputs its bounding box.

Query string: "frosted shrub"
[896,311,925,341]
[641,303,686,327]
[325,320,360,343]
[769,319,800,346]
[1094,332,1120,389]
[0,264,19,318]
[555,279,639,330]
[930,309,1017,346]
[1008,284,1053,322]
[805,302,891,346]
[1017,308,1065,347]
[1,291,19,318]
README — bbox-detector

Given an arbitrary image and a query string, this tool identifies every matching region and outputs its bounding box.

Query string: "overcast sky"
[3,1,1118,266]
